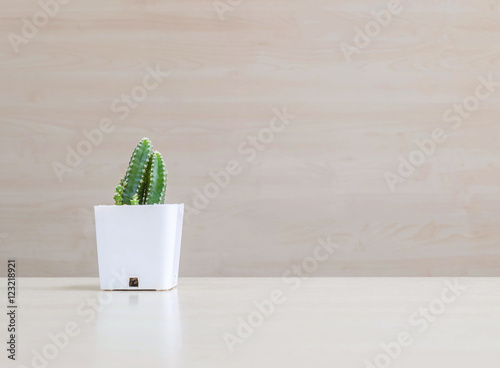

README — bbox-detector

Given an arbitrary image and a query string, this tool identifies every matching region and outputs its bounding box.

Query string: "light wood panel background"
[1,0,500,276]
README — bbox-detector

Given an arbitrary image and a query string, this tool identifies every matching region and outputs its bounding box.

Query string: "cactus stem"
[114,139,167,206]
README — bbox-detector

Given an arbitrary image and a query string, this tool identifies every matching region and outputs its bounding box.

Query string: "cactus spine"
[114,138,168,205]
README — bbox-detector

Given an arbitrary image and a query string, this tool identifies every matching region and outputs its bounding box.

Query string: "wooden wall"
[1,0,500,276]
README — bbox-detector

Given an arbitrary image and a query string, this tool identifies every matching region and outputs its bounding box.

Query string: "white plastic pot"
[94,204,184,291]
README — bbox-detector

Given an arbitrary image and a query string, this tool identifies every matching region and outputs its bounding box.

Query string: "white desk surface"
[2,277,500,368]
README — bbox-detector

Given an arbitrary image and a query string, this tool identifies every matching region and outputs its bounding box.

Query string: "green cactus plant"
[144,152,167,205]
[130,194,140,205]
[114,138,168,205]
[113,179,124,205]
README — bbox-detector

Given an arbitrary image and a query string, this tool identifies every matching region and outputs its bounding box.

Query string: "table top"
[3,277,500,368]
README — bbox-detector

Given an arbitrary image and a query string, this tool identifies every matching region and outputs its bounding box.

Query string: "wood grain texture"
[6,277,500,367]
[1,0,500,276]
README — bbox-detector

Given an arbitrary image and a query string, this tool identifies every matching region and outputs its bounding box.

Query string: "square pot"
[94,204,184,291]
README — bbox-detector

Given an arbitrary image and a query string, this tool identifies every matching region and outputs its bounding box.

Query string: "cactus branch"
[130,193,139,205]
[113,183,123,205]
[122,138,153,205]
[114,179,123,206]
[144,151,167,205]
[160,168,167,204]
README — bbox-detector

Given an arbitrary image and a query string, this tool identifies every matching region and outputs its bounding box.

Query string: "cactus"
[122,138,153,205]
[130,194,140,205]
[115,138,168,205]
[144,151,167,205]
[114,179,124,205]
